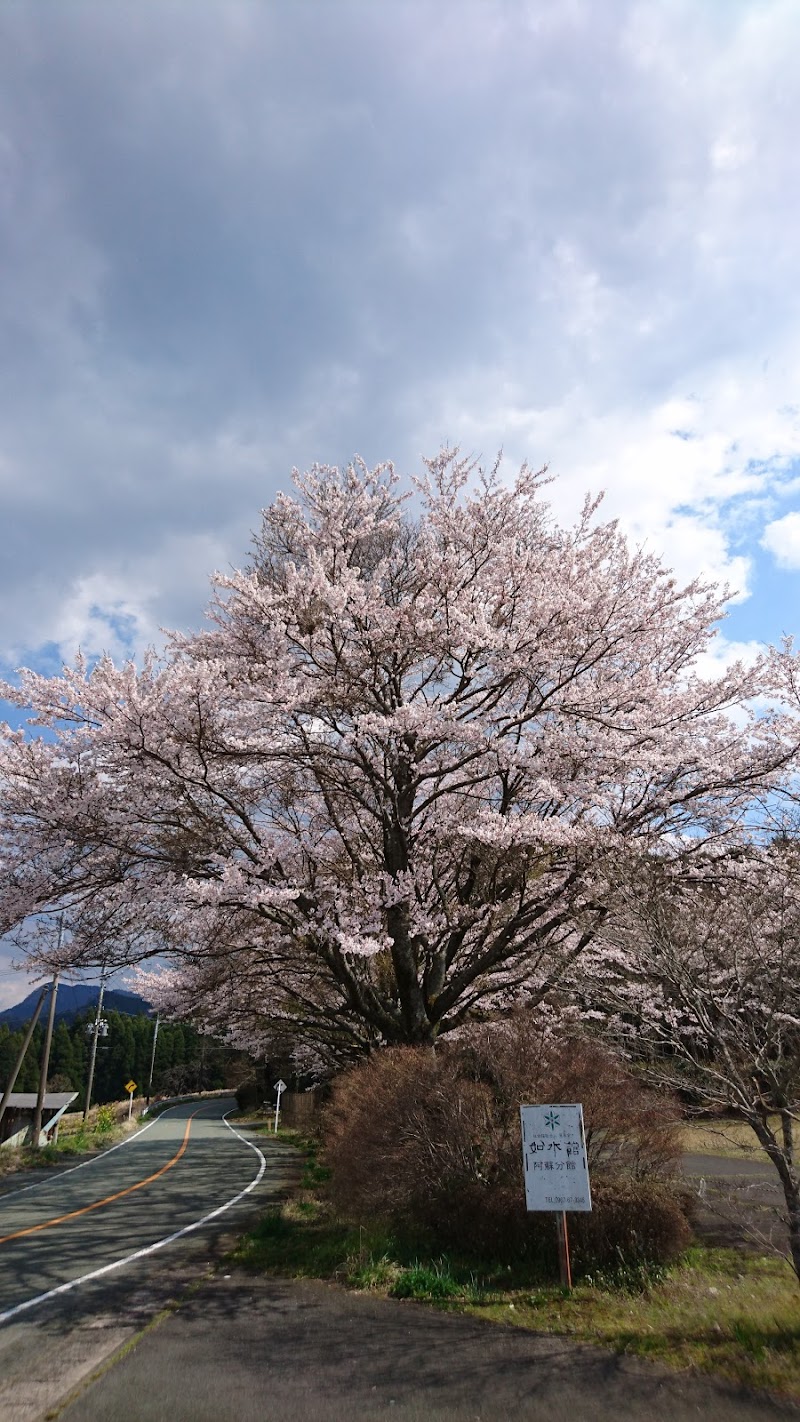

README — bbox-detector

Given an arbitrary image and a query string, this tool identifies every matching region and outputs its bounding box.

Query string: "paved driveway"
[56,1271,797,1422]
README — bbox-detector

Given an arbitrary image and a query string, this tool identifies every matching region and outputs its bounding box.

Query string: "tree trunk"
[749,1111,800,1284]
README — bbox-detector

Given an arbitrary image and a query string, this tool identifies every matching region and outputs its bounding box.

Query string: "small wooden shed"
[0,1092,78,1148]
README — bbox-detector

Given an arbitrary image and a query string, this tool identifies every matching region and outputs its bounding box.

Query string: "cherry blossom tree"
[0,451,794,1058]
[578,846,800,1281]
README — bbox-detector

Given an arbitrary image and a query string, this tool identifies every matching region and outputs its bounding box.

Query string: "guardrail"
[139,1088,240,1118]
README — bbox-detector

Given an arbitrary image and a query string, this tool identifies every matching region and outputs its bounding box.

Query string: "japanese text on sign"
[520,1103,592,1212]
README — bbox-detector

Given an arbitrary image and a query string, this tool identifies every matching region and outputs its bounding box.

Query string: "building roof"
[2,1093,78,1110]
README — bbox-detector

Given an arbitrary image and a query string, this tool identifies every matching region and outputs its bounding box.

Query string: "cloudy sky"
[2,0,800,1006]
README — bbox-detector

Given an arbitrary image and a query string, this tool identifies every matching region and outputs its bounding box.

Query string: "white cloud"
[762,512,800,570]
[690,633,766,683]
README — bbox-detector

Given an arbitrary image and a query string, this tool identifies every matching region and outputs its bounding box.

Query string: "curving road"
[0,1098,282,1324]
[0,1117,790,1422]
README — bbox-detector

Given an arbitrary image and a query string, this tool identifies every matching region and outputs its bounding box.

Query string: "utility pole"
[146,1013,160,1105]
[31,969,60,1146]
[0,986,48,1127]
[83,964,107,1122]
[31,915,64,1147]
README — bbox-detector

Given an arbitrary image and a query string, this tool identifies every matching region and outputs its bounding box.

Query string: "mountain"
[0,983,152,1028]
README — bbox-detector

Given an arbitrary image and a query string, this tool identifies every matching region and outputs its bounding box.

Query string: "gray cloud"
[3,0,800,1005]
[0,0,799,663]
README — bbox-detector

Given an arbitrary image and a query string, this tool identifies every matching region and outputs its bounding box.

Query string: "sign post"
[520,1103,591,1290]
[125,1080,137,1121]
[273,1078,286,1134]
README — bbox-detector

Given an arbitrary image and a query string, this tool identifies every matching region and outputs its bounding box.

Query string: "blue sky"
[2,0,800,1006]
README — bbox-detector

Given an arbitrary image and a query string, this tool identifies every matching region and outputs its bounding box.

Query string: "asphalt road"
[683,1152,789,1253]
[0,1099,301,1421]
[0,1098,278,1322]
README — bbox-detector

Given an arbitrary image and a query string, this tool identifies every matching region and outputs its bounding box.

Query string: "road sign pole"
[274,1079,286,1133]
[124,1080,138,1121]
[32,968,60,1147]
[556,1210,572,1290]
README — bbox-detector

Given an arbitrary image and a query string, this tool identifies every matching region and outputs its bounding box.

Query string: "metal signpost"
[32,971,60,1147]
[125,1079,137,1121]
[273,1078,287,1133]
[520,1103,592,1289]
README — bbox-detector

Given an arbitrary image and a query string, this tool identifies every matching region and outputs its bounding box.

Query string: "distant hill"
[0,983,152,1028]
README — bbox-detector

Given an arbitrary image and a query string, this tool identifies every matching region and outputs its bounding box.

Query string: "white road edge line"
[0,1110,267,1325]
[0,1099,230,1200]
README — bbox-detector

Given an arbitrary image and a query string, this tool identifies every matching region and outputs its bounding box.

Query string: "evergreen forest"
[0,1010,241,1109]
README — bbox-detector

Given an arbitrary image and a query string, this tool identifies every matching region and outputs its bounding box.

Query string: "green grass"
[1,1133,103,1173]
[233,1199,361,1278]
[231,1193,484,1303]
[389,1262,473,1301]
[473,1246,800,1398]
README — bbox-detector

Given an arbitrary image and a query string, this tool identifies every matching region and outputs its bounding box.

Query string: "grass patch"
[389,1262,472,1301]
[681,1117,776,1162]
[231,1192,483,1303]
[233,1199,359,1279]
[473,1246,800,1398]
[0,1110,136,1176]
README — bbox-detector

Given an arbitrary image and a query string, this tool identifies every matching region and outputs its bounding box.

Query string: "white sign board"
[520,1103,592,1212]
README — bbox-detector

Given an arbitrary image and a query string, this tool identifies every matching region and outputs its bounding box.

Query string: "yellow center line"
[0,1110,200,1246]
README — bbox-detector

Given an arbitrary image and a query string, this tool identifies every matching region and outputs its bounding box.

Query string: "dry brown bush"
[569,1178,692,1271]
[458,1022,684,1184]
[324,1020,690,1269]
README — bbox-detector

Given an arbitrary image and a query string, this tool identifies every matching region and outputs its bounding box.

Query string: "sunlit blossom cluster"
[1,451,798,1063]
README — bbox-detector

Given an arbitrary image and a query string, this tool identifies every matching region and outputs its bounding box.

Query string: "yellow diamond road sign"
[125,1080,137,1095]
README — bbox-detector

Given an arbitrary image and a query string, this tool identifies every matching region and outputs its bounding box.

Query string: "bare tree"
[581,848,800,1281]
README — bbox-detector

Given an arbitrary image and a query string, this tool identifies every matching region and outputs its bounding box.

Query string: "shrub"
[95,1104,115,1134]
[569,1179,692,1273]
[324,1019,689,1272]
[326,1047,485,1232]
